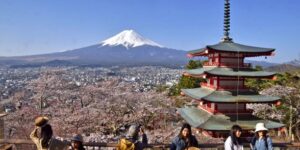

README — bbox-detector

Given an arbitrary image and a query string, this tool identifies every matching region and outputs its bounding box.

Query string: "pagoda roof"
[181,87,280,103]
[189,41,275,55]
[178,106,284,130]
[185,67,276,77]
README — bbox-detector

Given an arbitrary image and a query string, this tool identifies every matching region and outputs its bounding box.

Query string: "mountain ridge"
[0,30,289,69]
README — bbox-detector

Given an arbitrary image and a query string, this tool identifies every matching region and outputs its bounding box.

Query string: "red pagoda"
[178,0,284,137]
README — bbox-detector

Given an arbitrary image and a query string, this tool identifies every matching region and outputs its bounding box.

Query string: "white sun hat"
[255,122,268,132]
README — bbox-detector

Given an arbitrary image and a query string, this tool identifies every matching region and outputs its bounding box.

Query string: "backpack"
[47,138,69,150]
[48,138,69,150]
[250,136,268,150]
[117,138,135,150]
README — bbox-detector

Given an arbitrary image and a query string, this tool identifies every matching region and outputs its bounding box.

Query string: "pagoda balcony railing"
[201,83,216,89]
[198,104,252,115]
[203,62,219,66]
[217,109,253,114]
[217,86,248,91]
[0,139,299,150]
[198,104,216,113]
[203,62,251,68]
[201,83,248,91]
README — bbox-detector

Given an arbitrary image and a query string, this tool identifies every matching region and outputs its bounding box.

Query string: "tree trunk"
[80,98,84,108]
[40,96,43,114]
[296,124,300,141]
[289,104,293,139]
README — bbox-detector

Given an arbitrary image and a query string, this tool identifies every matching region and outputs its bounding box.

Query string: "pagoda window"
[220,58,243,63]
[219,80,241,86]
[220,77,240,80]
[221,53,243,57]
[211,103,216,110]
[220,58,244,67]
[208,79,212,85]
[207,102,211,108]
[214,80,218,87]
[217,103,246,112]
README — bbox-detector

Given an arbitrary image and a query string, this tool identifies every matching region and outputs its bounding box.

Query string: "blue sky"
[0,0,299,63]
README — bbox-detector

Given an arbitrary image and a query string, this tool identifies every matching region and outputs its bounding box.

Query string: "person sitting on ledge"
[170,123,199,150]
[250,123,273,150]
[30,116,68,150]
[224,124,244,150]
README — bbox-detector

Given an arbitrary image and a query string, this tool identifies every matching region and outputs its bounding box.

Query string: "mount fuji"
[0,30,188,67]
[101,29,163,48]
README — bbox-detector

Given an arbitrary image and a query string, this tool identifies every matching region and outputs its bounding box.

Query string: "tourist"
[117,124,148,150]
[70,134,85,150]
[224,125,243,150]
[170,123,199,150]
[30,116,68,150]
[250,123,273,150]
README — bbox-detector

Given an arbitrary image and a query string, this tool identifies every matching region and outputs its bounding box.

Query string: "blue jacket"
[170,135,198,150]
[251,137,273,150]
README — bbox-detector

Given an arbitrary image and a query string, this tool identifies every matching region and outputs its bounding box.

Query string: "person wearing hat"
[30,116,68,150]
[224,125,243,150]
[70,134,85,150]
[250,123,273,150]
[117,124,148,150]
[170,123,199,150]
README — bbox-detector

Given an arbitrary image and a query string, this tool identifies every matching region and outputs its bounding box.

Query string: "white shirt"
[224,136,244,150]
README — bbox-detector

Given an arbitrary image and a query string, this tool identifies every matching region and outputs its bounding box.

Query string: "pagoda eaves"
[184,67,276,78]
[181,88,280,103]
[188,42,275,57]
[178,107,284,131]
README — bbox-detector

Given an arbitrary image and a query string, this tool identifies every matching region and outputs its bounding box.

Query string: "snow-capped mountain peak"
[101,29,164,48]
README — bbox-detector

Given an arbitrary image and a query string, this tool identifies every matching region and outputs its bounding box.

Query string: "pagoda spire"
[221,0,233,42]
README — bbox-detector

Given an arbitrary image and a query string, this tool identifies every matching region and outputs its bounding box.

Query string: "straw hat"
[255,122,268,132]
[35,116,49,127]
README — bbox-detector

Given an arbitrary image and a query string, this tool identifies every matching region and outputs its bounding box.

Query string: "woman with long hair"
[30,116,68,150]
[170,123,199,150]
[224,125,243,150]
[250,123,273,150]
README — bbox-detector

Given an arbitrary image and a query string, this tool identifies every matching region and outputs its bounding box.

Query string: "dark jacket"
[170,135,198,150]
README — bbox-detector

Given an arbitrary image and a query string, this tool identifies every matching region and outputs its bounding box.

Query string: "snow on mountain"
[0,29,188,67]
[288,58,300,67]
[101,29,164,48]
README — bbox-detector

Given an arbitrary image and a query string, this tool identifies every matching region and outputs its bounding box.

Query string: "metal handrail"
[0,139,299,149]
